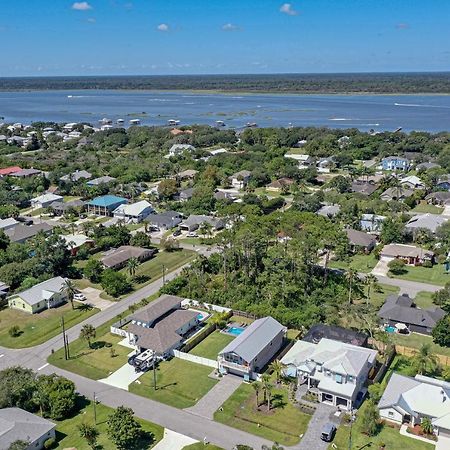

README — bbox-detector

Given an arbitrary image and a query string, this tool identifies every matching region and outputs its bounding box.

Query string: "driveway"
[185,374,242,419]
[436,434,450,450]
[152,429,197,450]
[98,354,145,390]
[297,403,341,450]
[79,287,115,311]
[371,257,390,277]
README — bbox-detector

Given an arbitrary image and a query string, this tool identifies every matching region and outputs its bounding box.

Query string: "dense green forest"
[1,72,450,93]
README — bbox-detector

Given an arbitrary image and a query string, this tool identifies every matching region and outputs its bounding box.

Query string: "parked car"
[187,232,198,237]
[172,229,182,237]
[74,293,86,301]
[320,423,336,442]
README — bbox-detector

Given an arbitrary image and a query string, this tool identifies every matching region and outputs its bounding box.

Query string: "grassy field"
[370,284,400,308]
[391,331,450,357]
[188,330,235,359]
[55,397,164,450]
[0,303,98,348]
[183,444,223,450]
[329,253,378,273]
[214,383,311,446]
[413,291,435,308]
[410,202,444,214]
[391,263,450,286]
[129,358,217,409]
[48,317,131,379]
[330,400,434,450]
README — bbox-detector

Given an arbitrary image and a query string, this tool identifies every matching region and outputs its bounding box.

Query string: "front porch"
[296,377,352,410]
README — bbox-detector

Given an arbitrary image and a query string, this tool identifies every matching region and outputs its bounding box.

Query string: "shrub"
[8,326,21,338]
[422,260,433,268]
[388,258,407,275]
[43,437,55,449]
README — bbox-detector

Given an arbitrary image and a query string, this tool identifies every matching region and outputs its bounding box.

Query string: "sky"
[0,0,449,76]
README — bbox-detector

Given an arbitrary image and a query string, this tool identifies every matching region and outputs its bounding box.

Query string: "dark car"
[320,423,336,442]
[172,228,182,237]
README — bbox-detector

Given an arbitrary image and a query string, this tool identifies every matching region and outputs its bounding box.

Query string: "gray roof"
[346,229,376,247]
[380,187,414,200]
[317,204,340,217]
[10,276,66,306]
[182,215,224,230]
[378,372,421,409]
[380,243,435,260]
[425,191,450,203]
[50,199,86,212]
[10,168,42,177]
[378,294,446,329]
[179,187,195,199]
[416,162,441,171]
[219,316,285,363]
[4,222,54,242]
[351,182,378,196]
[101,246,156,269]
[0,407,55,449]
[405,213,448,233]
[60,169,92,182]
[146,211,182,227]
[87,175,116,185]
[130,294,184,325]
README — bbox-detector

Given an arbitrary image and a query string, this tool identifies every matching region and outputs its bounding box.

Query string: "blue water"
[385,326,396,333]
[197,313,206,321]
[1,90,450,132]
[228,326,245,336]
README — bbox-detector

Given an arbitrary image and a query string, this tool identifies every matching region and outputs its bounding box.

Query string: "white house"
[230,170,252,190]
[400,175,425,190]
[168,144,195,157]
[378,373,450,438]
[113,200,154,223]
[31,193,63,209]
[281,338,377,410]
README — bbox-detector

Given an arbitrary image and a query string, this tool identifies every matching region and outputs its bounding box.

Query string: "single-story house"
[317,204,341,218]
[303,324,368,347]
[0,166,22,177]
[0,217,19,231]
[400,175,425,190]
[4,222,54,244]
[405,213,448,234]
[425,191,450,206]
[284,153,313,169]
[209,148,228,156]
[360,214,386,233]
[180,215,225,232]
[317,157,335,173]
[113,200,154,223]
[178,187,195,202]
[146,211,183,231]
[176,169,198,180]
[380,186,414,202]
[60,169,92,182]
[218,316,285,380]
[381,156,410,171]
[380,243,435,266]
[436,175,450,191]
[350,181,378,196]
[86,175,116,187]
[266,177,295,192]
[345,229,377,253]
[378,373,450,437]
[230,170,252,190]
[30,193,63,209]
[8,276,68,314]
[416,162,441,171]
[49,199,86,216]
[378,294,445,335]
[127,294,198,356]
[101,245,157,269]
[61,233,94,256]
[214,190,237,202]
[0,407,56,450]
[168,144,195,157]
[87,195,128,216]
[10,168,42,178]
[281,338,377,410]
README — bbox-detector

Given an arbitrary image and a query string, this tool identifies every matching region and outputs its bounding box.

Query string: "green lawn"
[189,330,235,359]
[55,397,164,450]
[413,291,435,309]
[329,253,378,273]
[214,383,311,446]
[183,444,223,450]
[370,284,400,308]
[129,358,217,409]
[410,202,443,214]
[391,331,450,357]
[48,317,131,380]
[0,303,98,348]
[390,263,450,286]
[330,400,434,450]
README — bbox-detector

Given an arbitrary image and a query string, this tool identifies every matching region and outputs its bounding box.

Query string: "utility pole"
[348,408,354,450]
[152,352,157,390]
[61,316,68,360]
[93,392,97,425]
[162,264,166,285]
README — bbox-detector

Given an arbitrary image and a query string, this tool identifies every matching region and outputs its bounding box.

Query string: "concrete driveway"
[371,257,390,277]
[79,287,115,311]
[99,353,145,390]
[436,434,450,450]
[152,429,197,450]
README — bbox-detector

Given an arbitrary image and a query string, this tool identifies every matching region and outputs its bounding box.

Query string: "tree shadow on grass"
[271,393,287,409]
[90,340,107,350]
[130,431,156,450]
[156,382,178,390]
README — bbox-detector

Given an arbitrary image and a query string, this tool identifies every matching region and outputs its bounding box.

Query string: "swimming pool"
[385,326,396,333]
[227,326,245,336]
[196,312,208,321]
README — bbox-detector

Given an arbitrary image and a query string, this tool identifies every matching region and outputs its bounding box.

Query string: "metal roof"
[10,276,66,306]
[88,195,127,208]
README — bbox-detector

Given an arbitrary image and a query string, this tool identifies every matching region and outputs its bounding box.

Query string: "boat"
[99,117,112,125]
[246,122,258,128]
[116,119,124,124]
[215,120,225,127]
[129,119,141,125]
[394,127,403,133]
[168,119,180,126]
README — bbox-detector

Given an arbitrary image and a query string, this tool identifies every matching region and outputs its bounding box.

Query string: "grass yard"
[183,444,223,450]
[55,397,164,450]
[329,253,378,273]
[129,358,217,409]
[370,284,400,308]
[390,263,450,286]
[48,317,131,379]
[410,202,443,214]
[0,303,98,348]
[391,331,450,357]
[214,383,311,446]
[189,330,235,359]
[330,400,434,450]
[413,291,435,309]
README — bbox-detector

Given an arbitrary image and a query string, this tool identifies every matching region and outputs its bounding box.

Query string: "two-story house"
[230,170,252,190]
[281,338,377,410]
[381,156,410,171]
[218,316,285,380]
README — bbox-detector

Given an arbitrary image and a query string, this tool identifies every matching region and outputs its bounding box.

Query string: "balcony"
[219,358,250,373]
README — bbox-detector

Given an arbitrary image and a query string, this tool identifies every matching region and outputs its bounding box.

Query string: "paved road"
[375,275,442,297]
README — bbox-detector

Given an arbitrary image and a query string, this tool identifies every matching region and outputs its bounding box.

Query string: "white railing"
[181,298,231,314]
[110,326,128,337]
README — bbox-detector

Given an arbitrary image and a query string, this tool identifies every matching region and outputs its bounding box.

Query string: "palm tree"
[79,324,96,349]
[270,360,284,385]
[421,417,434,436]
[364,274,378,305]
[252,381,262,407]
[266,383,273,411]
[413,343,439,375]
[261,373,271,404]
[345,267,357,305]
[78,423,99,449]
[127,257,139,279]
[61,278,77,310]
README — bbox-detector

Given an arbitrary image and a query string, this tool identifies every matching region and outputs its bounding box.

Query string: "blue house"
[381,156,410,171]
[87,195,128,216]
[437,175,450,191]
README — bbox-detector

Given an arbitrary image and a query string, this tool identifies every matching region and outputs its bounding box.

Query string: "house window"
[335,374,343,384]
[388,411,394,418]
[348,375,353,382]
[317,365,322,372]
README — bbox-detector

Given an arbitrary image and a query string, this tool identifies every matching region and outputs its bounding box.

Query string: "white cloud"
[72,2,92,11]
[222,23,240,32]
[280,3,298,16]
[157,23,169,32]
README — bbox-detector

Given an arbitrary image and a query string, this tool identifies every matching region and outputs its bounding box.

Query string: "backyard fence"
[173,350,218,368]
[371,346,397,385]
[232,309,259,320]
[181,323,217,353]
[181,298,231,314]
[110,317,132,337]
